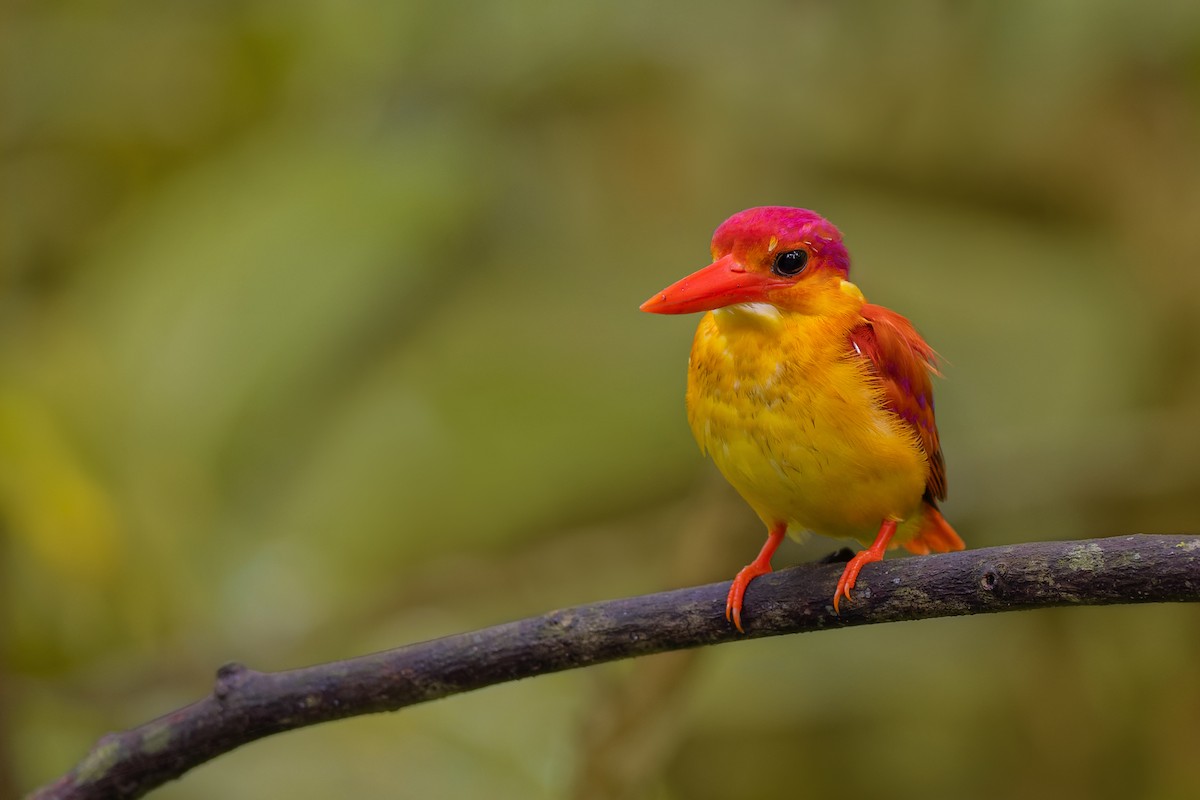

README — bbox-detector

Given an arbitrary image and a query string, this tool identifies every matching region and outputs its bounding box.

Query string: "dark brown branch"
[28,534,1200,800]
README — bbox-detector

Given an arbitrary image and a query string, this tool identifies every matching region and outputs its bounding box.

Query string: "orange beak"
[640,255,782,315]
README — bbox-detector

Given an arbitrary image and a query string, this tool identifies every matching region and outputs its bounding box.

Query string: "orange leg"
[725,523,786,633]
[833,518,898,615]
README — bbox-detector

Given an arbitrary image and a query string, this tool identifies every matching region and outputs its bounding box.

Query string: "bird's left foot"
[725,523,786,633]
[725,562,771,634]
[832,518,898,614]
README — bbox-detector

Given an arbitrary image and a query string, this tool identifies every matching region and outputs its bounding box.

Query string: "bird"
[641,206,962,631]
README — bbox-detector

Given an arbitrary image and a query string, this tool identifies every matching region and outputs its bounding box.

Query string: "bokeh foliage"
[4,1,1200,798]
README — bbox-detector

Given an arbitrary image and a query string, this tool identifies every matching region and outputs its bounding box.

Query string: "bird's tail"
[902,504,964,555]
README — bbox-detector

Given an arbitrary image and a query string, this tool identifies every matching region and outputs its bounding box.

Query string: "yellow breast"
[686,301,929,546]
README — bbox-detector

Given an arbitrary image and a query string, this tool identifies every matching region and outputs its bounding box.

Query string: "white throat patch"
[728,302,781,320]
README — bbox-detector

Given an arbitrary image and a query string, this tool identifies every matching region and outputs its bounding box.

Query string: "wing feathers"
[848,303,947,502]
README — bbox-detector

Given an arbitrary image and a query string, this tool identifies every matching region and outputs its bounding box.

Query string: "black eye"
[772,249,808,277]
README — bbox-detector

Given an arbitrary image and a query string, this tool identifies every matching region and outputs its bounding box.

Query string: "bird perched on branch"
[641,207,962,631]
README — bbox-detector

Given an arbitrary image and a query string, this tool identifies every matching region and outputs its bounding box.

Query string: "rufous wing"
[847,303,947,504]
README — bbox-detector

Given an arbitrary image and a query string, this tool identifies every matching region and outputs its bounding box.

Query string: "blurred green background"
[5,1,1200,798]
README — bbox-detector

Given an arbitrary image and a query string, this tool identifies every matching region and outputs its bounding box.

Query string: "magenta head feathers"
[711,206,851,278]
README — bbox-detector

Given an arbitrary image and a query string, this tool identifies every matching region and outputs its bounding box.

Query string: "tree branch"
[28,534,1200,800]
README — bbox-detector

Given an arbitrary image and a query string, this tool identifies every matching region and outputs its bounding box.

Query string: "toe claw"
[725,581,747,632]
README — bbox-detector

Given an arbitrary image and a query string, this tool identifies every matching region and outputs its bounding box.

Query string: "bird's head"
[640,207,855,316]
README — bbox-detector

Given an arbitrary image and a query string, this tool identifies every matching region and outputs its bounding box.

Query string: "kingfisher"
[641,207,963,631]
